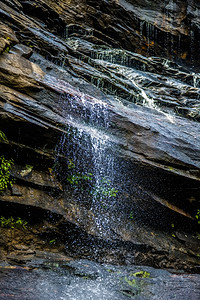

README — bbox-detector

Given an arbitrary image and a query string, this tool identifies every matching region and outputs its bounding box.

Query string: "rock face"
[0,0,200,270]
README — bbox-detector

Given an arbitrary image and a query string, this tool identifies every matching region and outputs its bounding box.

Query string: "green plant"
[195,209,200,224]
[107,269,114,273]
[0,156,14,191]
[25,41,33,48]
[129,211,134,220]
[63,159,119,200]
[62,158,92,185]
[130,271,150,278]
[92,177,118,199]
[4,46,10,53]
[15,217,28,229]
[0,130,8,142]
[66,173,93,185]
[25,165,33,171]
[0,216,28,229]
[67,158,75,169]
[49,239,56,245]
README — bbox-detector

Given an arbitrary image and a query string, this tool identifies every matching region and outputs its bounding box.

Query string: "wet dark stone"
[0,0,200,274]
[0,259,200,300]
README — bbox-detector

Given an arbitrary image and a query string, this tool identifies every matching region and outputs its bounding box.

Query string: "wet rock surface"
[0,200,199,273]
[0,0,199,273]
[0,259,200,300]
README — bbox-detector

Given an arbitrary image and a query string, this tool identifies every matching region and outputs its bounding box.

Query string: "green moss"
[0,216,28,230]
[25,164,33,169]
[125,277,137,287]
[130,271,151,278]
[167,166,174,171]
[0,130,8,142]
[106,269,121,274]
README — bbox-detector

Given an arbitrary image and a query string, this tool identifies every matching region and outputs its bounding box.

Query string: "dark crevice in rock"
[19,0,66,37]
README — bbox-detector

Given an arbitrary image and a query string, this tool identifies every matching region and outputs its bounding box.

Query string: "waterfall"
[64,32,200,123]
[51,41,200,243]
[54,90,120,239]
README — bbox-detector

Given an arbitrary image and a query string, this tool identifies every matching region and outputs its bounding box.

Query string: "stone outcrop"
[0,0,199,269]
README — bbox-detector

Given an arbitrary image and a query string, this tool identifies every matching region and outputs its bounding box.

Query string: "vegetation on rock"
[195,209,200,225]
[0,216,28,230]
[0,156,14,191]
[64,159,119,199]
[54,158,119,200]
[130,271,151,278]
[0,130,8,142]
[91,177,118,199]
[0,131,14,191]
[66,173,93,186]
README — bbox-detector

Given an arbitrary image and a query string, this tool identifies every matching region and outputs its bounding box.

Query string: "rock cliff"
[0,0,199,270]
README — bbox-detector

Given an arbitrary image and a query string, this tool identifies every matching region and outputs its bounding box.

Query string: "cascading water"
[54,88,121,240]
[49,32,200,247]
[65,35,200,122]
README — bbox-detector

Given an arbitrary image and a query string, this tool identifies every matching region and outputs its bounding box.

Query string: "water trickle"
[95,59,175,123]
[62,33,200,121]
[190,29,195,65]
[95,49,129,67]
[140,20,145,36]
[192,73,200,88]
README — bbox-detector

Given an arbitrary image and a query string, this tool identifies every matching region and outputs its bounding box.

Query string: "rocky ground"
[0,258,200,300]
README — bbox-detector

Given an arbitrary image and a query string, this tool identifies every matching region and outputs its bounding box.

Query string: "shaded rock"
[0,53,44,92]
[10,43,33,58]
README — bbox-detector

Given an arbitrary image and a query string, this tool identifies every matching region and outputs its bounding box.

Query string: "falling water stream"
[54,89,121,239]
